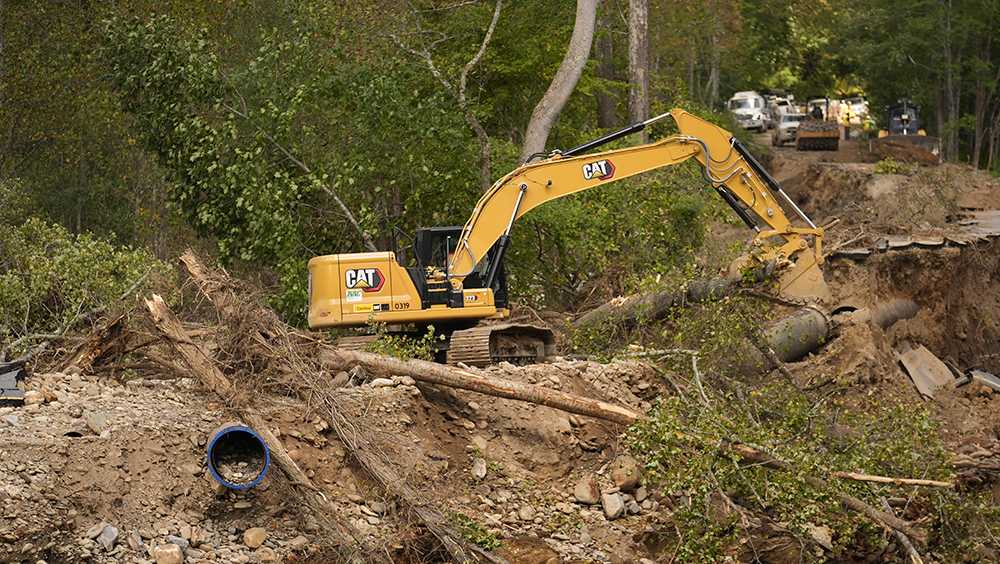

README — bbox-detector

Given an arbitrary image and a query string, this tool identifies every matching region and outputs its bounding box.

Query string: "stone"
[471,458,487,480]
[517,504,536,521]
[288,535,309,550]
[633,486,648,503]
[84,411,109,435]
[2,414,17,426]
[23,390,44,405]
[610,455,642,492]
[127,531,144,551]
[626,500,642,515]
[806,523,833,551]
[601,492,625,520]
[470,435,489,452]
[256,546,278,561]
[397,376,416,387]
[165,535,188,551]
[331,371,350,388]
[243,527,267,548]
[96,525,119,551]
[348,365,368,382]
[369,378,395,388]
[153,543,184,564]
[86,522,108,539]
[573,474,601,505]
[367,501,387,515]
[180,463,202,476]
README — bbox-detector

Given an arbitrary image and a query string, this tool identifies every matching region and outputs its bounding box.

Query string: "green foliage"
[449,512,502,551]
[627,384,954,559]
[874,156,913,175]
[362,321,440,361]
[0,217,169,356]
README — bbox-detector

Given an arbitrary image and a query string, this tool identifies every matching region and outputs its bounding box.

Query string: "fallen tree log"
[319,349,640,426]
[574,272,741,332]
[143,294,374,561]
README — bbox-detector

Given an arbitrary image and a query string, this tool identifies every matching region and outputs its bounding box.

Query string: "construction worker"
[810,105,824,121]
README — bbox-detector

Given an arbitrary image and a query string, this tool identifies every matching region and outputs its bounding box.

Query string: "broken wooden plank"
[897,345,955,399]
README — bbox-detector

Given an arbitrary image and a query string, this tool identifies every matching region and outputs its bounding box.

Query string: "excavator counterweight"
[308,109,829,365]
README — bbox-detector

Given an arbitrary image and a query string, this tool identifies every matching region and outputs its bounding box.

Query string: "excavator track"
[446,323,556,367]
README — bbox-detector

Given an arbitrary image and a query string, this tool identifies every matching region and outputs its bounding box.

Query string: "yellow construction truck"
[308,109,828,365]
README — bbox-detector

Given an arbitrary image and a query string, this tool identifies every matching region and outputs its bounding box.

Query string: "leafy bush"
[627,383,958,560]
[362,321,440,361]
[874,156,912,174]
[0,217,169,357]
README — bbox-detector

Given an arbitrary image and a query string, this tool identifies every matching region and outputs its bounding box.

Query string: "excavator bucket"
[777,248,831,303]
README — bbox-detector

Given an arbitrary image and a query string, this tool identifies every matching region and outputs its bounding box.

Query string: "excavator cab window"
[409,226,508,309]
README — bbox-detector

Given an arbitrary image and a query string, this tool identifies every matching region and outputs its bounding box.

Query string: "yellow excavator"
[308,109,829,365]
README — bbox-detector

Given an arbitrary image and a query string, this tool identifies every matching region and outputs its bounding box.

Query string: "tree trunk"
[520,0,598,162]
[627,0,649,142]
[595,1,618,129]
[705,1,722,108]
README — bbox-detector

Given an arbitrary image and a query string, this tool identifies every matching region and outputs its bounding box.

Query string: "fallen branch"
[833,472,953,489]
[725,442,926,544]
[881,498,925,564]
[142,294,373,561]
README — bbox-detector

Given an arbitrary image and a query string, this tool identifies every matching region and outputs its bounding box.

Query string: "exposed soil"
[1,132,998,564]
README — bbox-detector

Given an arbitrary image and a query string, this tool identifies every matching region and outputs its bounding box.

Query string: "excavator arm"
[447,109,827,300]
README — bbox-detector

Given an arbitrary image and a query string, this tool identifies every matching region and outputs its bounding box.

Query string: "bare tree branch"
[392,1,503,191]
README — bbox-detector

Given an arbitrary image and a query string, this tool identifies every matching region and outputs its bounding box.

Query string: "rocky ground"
[1,135,999,563]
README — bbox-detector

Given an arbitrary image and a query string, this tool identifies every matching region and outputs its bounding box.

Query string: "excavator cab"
[409,227,509,310]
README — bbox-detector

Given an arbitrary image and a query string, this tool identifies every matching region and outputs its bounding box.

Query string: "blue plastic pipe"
[206,423,271,491]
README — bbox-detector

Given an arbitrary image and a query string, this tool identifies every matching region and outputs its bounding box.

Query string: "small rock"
[573,474,601,505]
[2,414,17,426]
[640,500,652,510]
[610,455,642,491]
[470,435,488,452]
[256,546,278,561]
[84,411,109,435]
[634,486,648,503]
[517,504,536,521]
[233,501,252,509]
[601,492,625,520]
[97,525,119,551]
[368,501,387,515]
[153,543,184,564]
[288,535,309,550]
[471,458,487,480]
[243,527,267,548]
[331,371,350,388]
[127,531,144,551]
[86,522,108,539]
[369,378,395,388]
[398,376,416,386]
[165,535,188,551]
[806,523,833,551]
[23,390,44,405]
[180,463,202,476]
[626,500,641,515]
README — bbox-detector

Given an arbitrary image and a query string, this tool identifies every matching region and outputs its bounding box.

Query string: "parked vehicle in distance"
[772,113,805,146]
[843,95,869,124]
[770,97,793,118]
[727,91,768,132]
